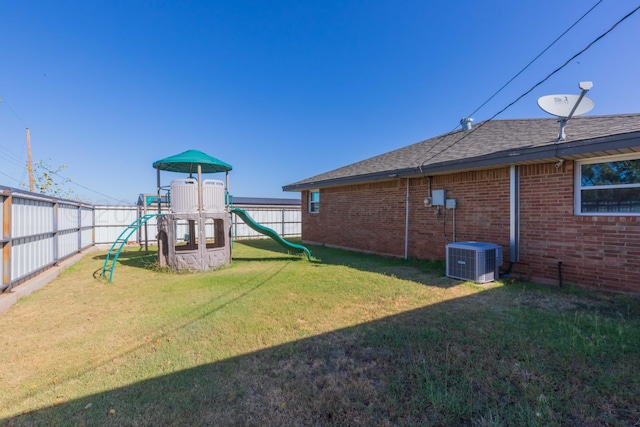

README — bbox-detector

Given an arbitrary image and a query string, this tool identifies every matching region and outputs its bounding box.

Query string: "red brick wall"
[301,170,512,261]
[519,162,640,293]
[302,181,408,256]
[300,163,640,293]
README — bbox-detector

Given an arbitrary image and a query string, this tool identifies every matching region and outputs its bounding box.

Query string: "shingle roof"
[232,196,301,206]
[283,114,640,191]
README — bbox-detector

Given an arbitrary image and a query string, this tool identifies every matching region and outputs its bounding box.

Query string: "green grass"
[1,239,639,426]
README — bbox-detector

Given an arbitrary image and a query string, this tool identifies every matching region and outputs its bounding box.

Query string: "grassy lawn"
[1,239,639,426]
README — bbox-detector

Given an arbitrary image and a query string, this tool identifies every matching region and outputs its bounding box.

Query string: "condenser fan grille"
[446,242,501,283]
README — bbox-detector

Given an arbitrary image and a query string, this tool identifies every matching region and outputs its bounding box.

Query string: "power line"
[0,96,30,182]
[465,0,604,120]
[0,169,22,185]
[0,94,29,128]
[0,145,25,164]
[46,168,134,205]
[419,3,640,169]
[1,97,132,204]
[16,162,134,205]
[417,0,606,170]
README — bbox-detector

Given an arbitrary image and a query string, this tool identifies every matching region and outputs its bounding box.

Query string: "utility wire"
[0,169,22,185]
[0,95,30,182]
[19,162,134,205]
[43,167,134,205]
[418,0,605,171]
[465,0,604,120]
[0,94,29,127]
[419,3,640,169]
[1,96,132,204]
[0,147,28,184]
[0,147,25,164]
[48,169,134,205]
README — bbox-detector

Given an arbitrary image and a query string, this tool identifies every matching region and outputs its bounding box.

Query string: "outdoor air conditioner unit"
[446,242,503,283]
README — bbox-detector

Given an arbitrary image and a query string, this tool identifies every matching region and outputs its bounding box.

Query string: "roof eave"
[282,131,640,192]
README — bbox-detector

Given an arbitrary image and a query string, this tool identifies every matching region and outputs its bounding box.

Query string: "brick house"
[283,114,640,293]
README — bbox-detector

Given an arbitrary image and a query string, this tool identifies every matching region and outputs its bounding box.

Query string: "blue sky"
[1,1,638,204]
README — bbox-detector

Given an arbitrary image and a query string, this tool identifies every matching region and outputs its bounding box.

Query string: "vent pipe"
[460,117,473,131]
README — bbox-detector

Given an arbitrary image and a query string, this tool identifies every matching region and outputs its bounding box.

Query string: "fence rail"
[231,205,301,239]
[1,186,301,293]
[1,187,94,292]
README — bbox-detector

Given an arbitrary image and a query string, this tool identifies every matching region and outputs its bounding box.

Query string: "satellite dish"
[537,82,595,141]
[537,94,594,118]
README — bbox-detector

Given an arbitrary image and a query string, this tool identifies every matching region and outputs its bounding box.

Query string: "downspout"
[510,165,520,263]
[558,261,563,287]
[452,208,456,242]
[404,178,410,259]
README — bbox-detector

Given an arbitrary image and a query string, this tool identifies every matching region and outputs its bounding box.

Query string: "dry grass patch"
[1,239,639,426]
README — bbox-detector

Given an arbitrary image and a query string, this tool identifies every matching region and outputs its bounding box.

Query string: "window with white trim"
[576,154,640,215]
[309,190,320,213]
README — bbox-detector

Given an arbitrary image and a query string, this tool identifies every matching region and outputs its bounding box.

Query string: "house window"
[576,154,640,215]
[309,190,320,213]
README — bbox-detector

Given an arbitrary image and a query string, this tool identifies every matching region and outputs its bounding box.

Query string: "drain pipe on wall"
[404,178,410,259]
[558,261,563,287]
[452,208,456,242]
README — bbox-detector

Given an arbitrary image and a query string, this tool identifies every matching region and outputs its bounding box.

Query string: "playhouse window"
[309,190,320,213]
[576,154,640,215]
[175,219,198,251]
[205,218,225,249]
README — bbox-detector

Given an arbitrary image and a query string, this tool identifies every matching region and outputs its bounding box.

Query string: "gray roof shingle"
[283,114,640,191]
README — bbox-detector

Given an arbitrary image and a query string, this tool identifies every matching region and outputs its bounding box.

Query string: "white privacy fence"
[231,206,302,239]
[94,205,140,244]
[1,188,94,292]
[1,186,301,293]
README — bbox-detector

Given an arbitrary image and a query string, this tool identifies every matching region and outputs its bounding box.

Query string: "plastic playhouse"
[101,149,310,281]
[153,150,234,272]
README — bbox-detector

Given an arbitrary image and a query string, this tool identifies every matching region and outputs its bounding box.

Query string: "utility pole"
[26,128,34,192]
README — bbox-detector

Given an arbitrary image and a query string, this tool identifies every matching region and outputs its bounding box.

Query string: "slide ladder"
[230,208,311,260]
[101,213,163,282]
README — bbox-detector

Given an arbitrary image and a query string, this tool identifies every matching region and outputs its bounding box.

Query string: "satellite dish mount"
[537,81,594,141]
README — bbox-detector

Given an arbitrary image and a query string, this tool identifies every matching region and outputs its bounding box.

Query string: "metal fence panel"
[58,204,79,231]
[283,209,301,222]
[232,207,301,239]
[94,206,139,244]
[1,192,5,287]
[57,229,80,259]
[11,235,55,281]
[12,198,54,238]
[1,187,97,290]
[81,228,93,248]
[0,186,301,292]
[80,207,93,228]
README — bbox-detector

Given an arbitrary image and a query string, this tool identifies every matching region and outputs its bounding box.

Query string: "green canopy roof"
[152,150,233,174]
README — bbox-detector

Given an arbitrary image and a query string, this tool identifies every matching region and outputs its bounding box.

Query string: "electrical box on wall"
[432,189,446,206]
[445,198,457,209]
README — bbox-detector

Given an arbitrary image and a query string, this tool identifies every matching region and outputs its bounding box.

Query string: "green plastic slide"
[230,208,311,260]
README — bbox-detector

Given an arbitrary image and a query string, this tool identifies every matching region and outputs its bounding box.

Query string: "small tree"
[23,159,82,201]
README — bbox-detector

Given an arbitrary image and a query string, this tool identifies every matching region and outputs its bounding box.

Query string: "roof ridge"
[283,114,640,191]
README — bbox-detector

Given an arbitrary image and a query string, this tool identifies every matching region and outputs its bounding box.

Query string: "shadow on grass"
[92,241,309,277]
[237,239,454,289]
[91,248,159,277]
[5,282,639,426]
[92,239,435,286]
[91,249,155,263]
